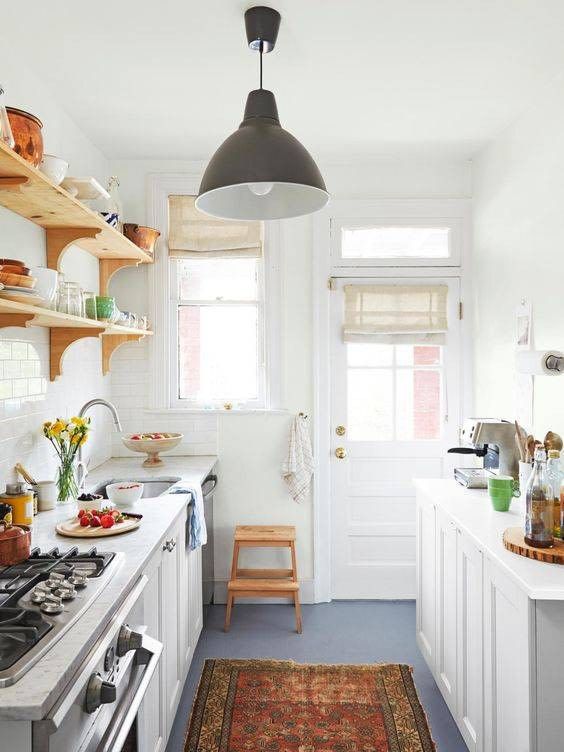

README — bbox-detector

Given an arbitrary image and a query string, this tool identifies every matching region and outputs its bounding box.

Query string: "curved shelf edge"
[46,227,102,271]
[101,333,146,376]
[99,258,142,296]
[50,327,105,381]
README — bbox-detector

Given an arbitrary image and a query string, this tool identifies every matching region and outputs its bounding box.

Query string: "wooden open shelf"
[0,298,152,381]
[0,141,153,268]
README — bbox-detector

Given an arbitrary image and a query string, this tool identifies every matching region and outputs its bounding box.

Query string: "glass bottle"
[525,447,553,548]
[107,176,124,232]
[0,85,14,148]
[546,449,562,538]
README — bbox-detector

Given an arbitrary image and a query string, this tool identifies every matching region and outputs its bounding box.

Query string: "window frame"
[330,199,465,267]
[169,255,267,409]
[147,174,282,413]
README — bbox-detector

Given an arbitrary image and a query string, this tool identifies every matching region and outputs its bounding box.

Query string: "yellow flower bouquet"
[43,417,91,503]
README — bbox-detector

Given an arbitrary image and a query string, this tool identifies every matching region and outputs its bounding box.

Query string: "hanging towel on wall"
[170,483,207,549]
[282,414,314,503]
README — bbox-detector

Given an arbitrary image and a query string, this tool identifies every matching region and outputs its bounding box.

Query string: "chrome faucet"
[76,399,122,492]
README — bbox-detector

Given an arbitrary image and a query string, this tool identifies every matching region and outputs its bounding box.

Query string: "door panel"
[436,509,458,713]
[331,277,461,598]
[416,495,436,668]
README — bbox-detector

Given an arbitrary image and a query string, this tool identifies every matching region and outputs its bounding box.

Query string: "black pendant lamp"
[196,6,329,221]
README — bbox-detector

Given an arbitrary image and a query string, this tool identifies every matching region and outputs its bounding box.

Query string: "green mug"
[488,475,520,512]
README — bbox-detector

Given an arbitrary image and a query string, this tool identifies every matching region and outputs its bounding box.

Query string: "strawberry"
[90,515,101,527]
[115,513,125,523]
[91,509,101,517]
[100,514,115,529]
[77,509,87,518]
[79,515,91,527]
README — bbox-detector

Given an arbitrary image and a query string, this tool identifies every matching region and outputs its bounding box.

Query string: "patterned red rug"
[185,659,435,751]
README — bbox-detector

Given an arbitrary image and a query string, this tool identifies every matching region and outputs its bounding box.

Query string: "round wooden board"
[56,514,141,538]
[503,527,564,564]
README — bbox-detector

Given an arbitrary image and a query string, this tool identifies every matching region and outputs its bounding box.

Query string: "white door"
[330,276,461,598]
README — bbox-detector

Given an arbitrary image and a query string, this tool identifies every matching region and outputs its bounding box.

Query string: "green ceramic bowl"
[95,296,116,322]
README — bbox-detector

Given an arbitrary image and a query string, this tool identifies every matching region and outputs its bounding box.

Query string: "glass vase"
[57,461,78,504]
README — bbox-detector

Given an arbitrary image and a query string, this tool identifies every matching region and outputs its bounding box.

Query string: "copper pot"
[6,108,44,167]
[123,224,160,258]
[0,524,31,566]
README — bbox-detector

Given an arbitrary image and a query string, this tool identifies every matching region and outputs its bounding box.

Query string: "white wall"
[473,72,564,437]
[109,155,471,601]
[0,57,114,488]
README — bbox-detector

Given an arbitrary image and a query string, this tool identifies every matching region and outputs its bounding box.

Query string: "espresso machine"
[448,418,520,488]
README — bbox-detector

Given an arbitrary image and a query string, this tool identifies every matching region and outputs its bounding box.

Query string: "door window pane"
[346,343,442,441]
[348,369,393,441]
[341,226,450,259]
[178,305,258,401]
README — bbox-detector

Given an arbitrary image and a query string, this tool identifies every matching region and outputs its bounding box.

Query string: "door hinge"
[458,301,463,320]
[328,276,336,291]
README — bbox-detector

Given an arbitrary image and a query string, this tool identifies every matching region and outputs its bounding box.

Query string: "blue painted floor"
[166,601,466,751]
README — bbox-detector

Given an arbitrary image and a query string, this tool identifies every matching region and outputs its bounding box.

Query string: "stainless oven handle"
[98,632,163,752]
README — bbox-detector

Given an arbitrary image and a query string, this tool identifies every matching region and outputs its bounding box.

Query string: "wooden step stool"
[225,525,302,633]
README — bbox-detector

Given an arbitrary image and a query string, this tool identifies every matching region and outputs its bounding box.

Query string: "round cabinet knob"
[85,673,117,714]
[116,624,143,657]
[335,447,347,459]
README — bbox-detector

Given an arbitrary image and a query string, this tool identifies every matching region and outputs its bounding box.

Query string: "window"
[347,343,443,441]
[172,257,265,407]
[341,225,450,259]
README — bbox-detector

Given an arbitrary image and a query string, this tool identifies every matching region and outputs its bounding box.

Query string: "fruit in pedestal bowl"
[121,432,182,468]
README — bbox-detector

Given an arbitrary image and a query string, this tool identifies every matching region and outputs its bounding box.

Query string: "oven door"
[32,576,163,752]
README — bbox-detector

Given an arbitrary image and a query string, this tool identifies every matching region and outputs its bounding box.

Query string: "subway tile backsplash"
[110,340,219,458]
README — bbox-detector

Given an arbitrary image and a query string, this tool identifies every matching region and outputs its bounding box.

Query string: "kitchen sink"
[89,477,182,499]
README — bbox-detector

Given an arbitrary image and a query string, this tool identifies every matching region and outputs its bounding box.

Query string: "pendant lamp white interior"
[196,6,329,221]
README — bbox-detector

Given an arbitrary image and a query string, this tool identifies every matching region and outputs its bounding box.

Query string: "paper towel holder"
[516,350,564,375]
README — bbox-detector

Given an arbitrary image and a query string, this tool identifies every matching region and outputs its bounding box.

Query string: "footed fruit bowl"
[121,432,183,467]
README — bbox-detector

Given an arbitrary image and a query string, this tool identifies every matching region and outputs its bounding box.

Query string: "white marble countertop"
[415,478,564,601]
[0,455,217,721]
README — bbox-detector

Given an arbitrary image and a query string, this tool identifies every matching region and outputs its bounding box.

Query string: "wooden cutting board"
[503,527,564,564]
[56,514,142,538]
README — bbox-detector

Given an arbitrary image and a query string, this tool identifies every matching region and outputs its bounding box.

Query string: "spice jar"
[0,483,34,526]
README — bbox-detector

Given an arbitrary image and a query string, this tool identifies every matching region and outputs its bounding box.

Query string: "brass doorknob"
[335,425,346,436]
[335,447,347,459]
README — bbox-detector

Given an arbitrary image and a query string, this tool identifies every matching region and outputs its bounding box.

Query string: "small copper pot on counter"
[6,108,44,167]
[123,224,160,258]
[0,524,31,566]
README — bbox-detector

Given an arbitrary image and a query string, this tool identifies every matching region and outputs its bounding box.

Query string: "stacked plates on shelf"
[0,259,45,306]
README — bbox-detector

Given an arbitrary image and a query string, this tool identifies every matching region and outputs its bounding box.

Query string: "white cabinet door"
[483,558,531,752]
[138,546,166,752]
[436,509,458,713]
[162,519,183,735]
[415,493,436,670]
[189,545,203,651]
[457,531,483,752]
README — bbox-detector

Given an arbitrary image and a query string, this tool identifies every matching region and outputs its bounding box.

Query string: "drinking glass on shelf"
[57,281,82,317]
[83,291,97,320]
[140,315,149,330]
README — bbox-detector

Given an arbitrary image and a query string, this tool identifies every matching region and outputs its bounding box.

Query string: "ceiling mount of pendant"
[244,6,281,53]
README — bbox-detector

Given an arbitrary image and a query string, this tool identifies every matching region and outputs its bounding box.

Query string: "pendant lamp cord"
[259,40,263,89]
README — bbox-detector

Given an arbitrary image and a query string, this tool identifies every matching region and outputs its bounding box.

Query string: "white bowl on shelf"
[39,154,69,186]
[121,433,183,467]
[106,481,144,508]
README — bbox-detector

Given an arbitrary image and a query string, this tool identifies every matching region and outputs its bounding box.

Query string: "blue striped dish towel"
[169,483,207,550]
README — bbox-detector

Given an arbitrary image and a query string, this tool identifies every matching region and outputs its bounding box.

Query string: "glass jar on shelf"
[57,281,82,317]
[107,176,124,232]
[546,449,562,538]
[525,447,554,548]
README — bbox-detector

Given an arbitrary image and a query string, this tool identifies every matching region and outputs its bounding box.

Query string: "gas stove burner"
[0,608,51,671]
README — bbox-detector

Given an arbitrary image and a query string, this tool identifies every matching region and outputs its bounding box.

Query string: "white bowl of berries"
[121,432,183,467]
[106,482,144,508]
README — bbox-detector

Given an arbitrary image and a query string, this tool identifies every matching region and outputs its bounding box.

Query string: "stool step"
[236,568,293,579]
[228,578,299,592]
[235,525,296,542]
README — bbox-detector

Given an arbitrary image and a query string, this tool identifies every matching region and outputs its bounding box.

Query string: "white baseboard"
[213,578,315,605]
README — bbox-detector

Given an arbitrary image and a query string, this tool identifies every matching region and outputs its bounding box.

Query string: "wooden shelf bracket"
[0,313,36,328]
[0,176,31,192]
[99,258,142,296]
[46,227,102,271]
[102,333,146,376]
[50,327,104,381]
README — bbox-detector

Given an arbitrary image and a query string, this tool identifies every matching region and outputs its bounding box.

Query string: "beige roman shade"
[343,284,448,344]
[168,195,262,258]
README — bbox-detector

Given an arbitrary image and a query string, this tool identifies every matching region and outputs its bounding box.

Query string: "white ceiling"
[3,0,564,162]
